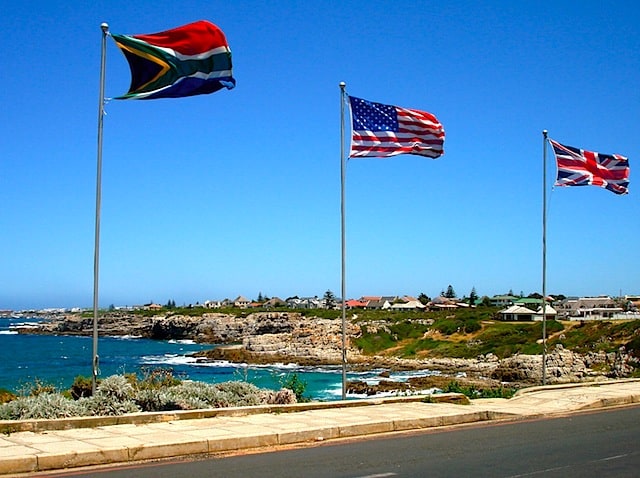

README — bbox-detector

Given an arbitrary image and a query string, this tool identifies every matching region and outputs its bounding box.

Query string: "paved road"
[41,405,640,478]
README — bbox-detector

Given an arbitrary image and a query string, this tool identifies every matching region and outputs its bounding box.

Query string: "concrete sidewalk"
[1,379,640,476]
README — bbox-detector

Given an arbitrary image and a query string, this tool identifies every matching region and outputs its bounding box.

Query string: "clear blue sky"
[1,1,638,310]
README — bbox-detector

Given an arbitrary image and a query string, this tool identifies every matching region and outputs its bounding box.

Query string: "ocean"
[0,317,435,400]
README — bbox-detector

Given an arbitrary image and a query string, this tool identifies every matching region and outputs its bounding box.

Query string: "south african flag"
[111,20,235,100]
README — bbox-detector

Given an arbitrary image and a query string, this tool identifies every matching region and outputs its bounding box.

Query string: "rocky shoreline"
[18,311,637,394]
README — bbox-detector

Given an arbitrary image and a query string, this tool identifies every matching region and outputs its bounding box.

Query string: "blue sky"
[1,1,638,310]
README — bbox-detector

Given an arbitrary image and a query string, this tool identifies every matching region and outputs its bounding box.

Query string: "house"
[389,300,426,311]
[143,303,163,311]
[514,297,543,310]
[428,296,458,310]
[233,296,251,308]
[263,297,287,308]
[557,296,623,320]
[365,296,396,309]
[287,297,321,309]
[345,299,368,309]
[490,295,519,307]
[533,305,557,321]
[499,305,536,321]
[203,300,223,309]
[625,295,640,311]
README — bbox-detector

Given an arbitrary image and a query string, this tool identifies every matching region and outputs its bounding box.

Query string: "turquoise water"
[0,318,431,400]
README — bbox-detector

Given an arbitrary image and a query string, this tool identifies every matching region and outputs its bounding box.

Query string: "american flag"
[348,96,444,159]
[549,139,630,195]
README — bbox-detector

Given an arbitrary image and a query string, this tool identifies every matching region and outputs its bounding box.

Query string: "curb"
[513,378,640,397]
[0,393,468,435]
[0,402,510,476]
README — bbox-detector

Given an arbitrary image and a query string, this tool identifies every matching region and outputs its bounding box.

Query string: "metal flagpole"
[92,22,109,394]
[339,81,347,400]
[541,129,548,385]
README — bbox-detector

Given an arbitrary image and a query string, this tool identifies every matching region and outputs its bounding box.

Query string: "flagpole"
[92,22,109,394]
[339,81,347,400]
[541,129,548,386]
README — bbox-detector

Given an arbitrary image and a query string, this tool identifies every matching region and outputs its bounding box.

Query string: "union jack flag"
[348,96,444,159]
[549,139,630,195]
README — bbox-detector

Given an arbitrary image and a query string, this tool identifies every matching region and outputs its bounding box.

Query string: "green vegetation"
[0,368,296,421]
[279,372,309,402]
[351,307,639,361]
[81,305,640,366]
[0,388,16,404]
[443,381,517,399]
[547,319,640,356]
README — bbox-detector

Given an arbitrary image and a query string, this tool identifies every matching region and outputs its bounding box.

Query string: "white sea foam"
[140,354,200,366]
[346,388,440,399]
[168,339,197,345]
[0,330,18,335]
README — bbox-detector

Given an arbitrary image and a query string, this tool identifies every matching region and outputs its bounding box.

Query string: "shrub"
[0,374,297,419]
[70,376,94,399]
[168,381,227,409]
[18,378,58,397]
[280,373,308,402]
[0,388,16,404]
[134,388,177,412]
[260,388,297,404]
[214,381,264,406]
[137,367,182,390]
[443,380,516,399]
[95,375,134,401]
[0,393,82,420]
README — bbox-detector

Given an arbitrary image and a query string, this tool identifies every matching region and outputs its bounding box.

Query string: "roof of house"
[535,305,557,315]
[390,300,425,309]
[501,305,535,315]
[346,299,368,308]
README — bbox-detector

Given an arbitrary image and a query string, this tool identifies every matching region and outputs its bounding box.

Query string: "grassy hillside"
[351,307,640,361]
[93,305,640,363]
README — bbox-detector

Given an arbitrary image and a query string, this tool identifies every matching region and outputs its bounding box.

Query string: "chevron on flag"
[111,20,235,100]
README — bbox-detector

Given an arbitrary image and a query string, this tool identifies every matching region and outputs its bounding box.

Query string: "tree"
[444,285,456,299]
[469,287,478,305]
[323,290,336,309]
[417,293,430,305]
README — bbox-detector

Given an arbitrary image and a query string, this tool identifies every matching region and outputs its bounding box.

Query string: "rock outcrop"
[490,344,636,384]
[18,312,639,386]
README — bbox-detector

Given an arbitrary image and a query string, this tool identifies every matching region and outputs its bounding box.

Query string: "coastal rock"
[242,317,361,364]
[490,344,635,384]
[17,312,638,387]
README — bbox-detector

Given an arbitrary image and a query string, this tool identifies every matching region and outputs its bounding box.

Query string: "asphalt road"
[43,405,640,478]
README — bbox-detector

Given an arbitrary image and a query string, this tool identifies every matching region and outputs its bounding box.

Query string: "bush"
[0,372,298,419]
[70,376,94,399]
[0,388,16,404]
[18,378,58,397]
[444,381,516,399]
[137,367,182,390]
[280,373,308,402]
[0,393,83,420]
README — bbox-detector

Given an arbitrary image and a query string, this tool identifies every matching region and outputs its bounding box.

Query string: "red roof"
[345,299,368,308]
